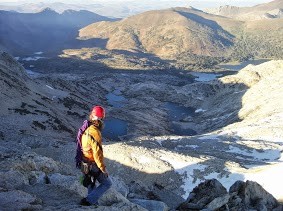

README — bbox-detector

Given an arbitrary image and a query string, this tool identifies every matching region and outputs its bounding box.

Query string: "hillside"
[79,7,236,59]
[0,8,114,55]
[205,0,283,21]
[78,6,283,65]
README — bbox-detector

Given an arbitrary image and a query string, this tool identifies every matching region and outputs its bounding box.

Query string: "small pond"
[103,118,127,141]
[191,72,223,82]
[164,102,197,136]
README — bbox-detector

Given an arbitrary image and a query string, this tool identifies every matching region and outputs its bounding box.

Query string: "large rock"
[205,194,230,210]
[49,173,87,197]
[0,170,29,189]
[229,180,280,210]
[98,188,147,210]
[111,176,129,197]
[0,190,42,210]
[130,198,169,211]
[13,154,60,173]
[177,179,227,210]
[177,179,282,211]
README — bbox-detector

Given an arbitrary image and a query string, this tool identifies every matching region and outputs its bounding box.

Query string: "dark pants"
[86,166,112,204]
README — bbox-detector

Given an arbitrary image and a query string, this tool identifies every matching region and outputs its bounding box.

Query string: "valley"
[0,0,283,210]
[1,49,283,209]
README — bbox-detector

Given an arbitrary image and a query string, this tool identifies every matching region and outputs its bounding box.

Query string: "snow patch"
[195,108,206,113]
[159,155,207,199]
[34,52,43,55]
[22,56,44,61]
[228,146,281,161]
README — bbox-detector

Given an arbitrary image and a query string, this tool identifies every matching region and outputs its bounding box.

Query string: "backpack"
[75,120,90,169]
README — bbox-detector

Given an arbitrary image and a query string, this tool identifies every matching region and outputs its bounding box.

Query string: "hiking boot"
[80,198,98,208]
[80,198,91,206]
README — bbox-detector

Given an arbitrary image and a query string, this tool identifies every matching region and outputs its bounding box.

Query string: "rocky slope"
[1,51,283,210]
[205,0,283,21]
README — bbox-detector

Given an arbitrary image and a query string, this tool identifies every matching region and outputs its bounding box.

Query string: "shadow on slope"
[0,9,114,56]
[104,133,282,208]
[175,10,234,47]
[23,50,175,73]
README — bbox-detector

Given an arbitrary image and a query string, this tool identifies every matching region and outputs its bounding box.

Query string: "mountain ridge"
[0,8,115,55]
[77,5,283,66]
[205,0,283,20]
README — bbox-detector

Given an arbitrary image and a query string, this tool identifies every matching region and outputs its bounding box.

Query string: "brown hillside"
[79,8,236,59]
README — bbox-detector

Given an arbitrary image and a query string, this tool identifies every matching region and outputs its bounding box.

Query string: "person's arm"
[88,127,106,173]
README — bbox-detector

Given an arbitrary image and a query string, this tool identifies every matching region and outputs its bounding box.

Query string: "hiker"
[76,105,112,206]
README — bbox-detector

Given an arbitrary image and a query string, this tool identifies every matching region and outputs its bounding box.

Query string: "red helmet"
[90,106,105,120]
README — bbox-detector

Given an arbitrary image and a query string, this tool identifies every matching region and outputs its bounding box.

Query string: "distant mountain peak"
[62,9,93,15]
[39,7,58,14]
[62,9,77,14]
[205,0,283,21]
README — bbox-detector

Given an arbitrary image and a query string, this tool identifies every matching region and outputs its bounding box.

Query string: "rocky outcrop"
[177,179,282,211]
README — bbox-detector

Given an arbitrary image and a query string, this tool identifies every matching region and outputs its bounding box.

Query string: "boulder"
[111,176,129,197]
[128,180,154,199]
[0,170,29,189]
[49,173,87,197]
[177,179,282,211]
[177,179,227,210]
[98,188,147,210]
[205,193,230,210]
[229,180,280,210]
[13,154,60,173]
[28,171,47,185]
[0,190,42,210]
[98,188,130,206]
[130,198,169,211]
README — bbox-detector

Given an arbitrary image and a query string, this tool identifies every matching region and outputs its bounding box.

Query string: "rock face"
[229,180,280,211]
[177,179,282,211]
[177,179,228,210]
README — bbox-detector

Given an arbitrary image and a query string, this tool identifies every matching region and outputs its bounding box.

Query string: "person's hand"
[102,170,109,177]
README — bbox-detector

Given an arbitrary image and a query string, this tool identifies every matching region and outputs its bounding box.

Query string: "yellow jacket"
[81,124,106,172]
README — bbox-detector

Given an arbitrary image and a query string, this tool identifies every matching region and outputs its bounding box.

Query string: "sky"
[0,0,272,11]
[0,0,274,7]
